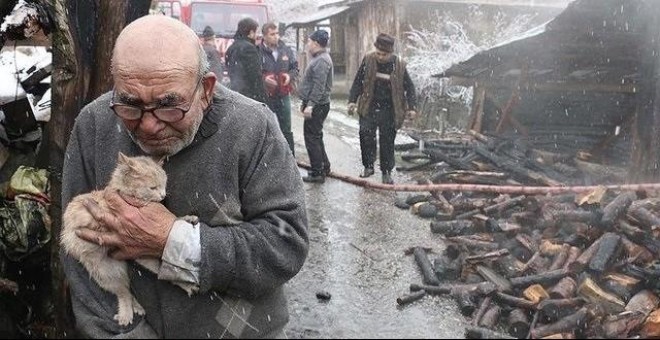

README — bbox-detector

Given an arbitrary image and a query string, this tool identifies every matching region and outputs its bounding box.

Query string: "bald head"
[111,15,204,79]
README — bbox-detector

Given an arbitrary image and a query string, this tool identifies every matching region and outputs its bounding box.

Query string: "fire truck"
[155,0,270,58]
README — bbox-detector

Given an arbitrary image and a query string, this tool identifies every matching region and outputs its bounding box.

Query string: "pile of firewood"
[399,189,660,339]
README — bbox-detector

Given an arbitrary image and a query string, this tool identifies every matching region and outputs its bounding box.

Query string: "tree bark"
[49,0,150,336]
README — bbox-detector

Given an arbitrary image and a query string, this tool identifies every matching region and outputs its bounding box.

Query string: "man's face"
[375,49,392,64]
[264,28,279,47]
[112,72,209,157]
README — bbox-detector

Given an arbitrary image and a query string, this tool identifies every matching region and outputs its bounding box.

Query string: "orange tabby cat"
[60,152,194,326]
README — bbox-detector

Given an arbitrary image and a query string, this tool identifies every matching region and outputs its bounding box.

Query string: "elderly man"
[61,15,308,338]
[348,33,417,184]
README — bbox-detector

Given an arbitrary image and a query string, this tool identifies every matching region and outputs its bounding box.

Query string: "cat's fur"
[61,152,196,326]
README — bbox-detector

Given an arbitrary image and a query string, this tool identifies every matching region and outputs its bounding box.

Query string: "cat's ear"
[118,152,129,164]
[156,156,166,166]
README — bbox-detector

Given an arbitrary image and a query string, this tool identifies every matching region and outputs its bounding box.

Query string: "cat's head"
[109,152,167,202]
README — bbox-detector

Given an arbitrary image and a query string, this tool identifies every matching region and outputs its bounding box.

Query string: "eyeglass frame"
[109,76,205,123]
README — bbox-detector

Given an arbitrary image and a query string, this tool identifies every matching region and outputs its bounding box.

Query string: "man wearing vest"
[348,33,417,184]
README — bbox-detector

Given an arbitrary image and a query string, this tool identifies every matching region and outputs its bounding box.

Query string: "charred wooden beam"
[494,292,537,310]
[446,237,500,251]
[578,276,626,314]
[549,244,571,271]
[465,249,510,264]
[413,247,440,286]
[520,251,550,274]
[627,205,660,229]
[529,307,588,339]
[454,289,478,316]
[601,192,637,227]
[562,246,582,271]
[602,311,646,339]
[507,308,530,339]
[620,236,654,264]
[471,296,492,326]
[548,277,577,300]
[430,220,476,236]
[433,253,462,281]
[616,219,647,242]
[625,289,659,315]
[537,298,585,323]
[396,290,426,306]
[588,232,622,273]
[478,305,501,329]
[424,148,476,170]
[455,195,526,220]
[510,269,569,288]
[523,284,550,304]
[496,255,526,278]
[476,265,513,293]
[568,236,603,273]
[602,273,641,302]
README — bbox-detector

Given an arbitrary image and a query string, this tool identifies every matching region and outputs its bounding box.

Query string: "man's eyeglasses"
[110,78,204,123]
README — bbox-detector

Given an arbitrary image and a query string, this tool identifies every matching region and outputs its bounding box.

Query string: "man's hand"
[302,106,313,119]
[347,102,357,116]
[406,110,418,120]
[264,74,277,89]
[76,190,176,260]
[281,73,291,86]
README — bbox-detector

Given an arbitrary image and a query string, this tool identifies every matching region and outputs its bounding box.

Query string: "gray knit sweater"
[61,86,309,338]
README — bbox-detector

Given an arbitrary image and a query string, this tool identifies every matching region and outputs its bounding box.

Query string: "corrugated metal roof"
[285,6,351,28]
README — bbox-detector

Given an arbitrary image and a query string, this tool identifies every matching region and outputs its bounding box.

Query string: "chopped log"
[476,265,513,293]
[537,298,585,323]
[602,311,646,339]
[454,290,478,316]
[465,249,510,264]
[562,246,582,270]
[424,148,476,171]
[471,214,500,232]
[521,251,550,274]
[474,146,562,186]
[510,269,569,288]
[446,237,500,251]
[616,220,646,241]
[549,244,571,271]
[455,195,527,220]
[548,277,577,300]
[433,254,461,281]
[494,292,537,310]
[577,276,626,314]
[430,220,476,236]
[515,233,539,254]
[602,273,641,302]
[523,284,550,304]
[496,255,526,278]
[465,325,516,339]
[620,236,654,264]
[628,205,660,229]
[496,221,522,234]
[413,247,440,286]
[568,236,603,273]
[472,296,492,326]
[540,240,565,256]
[409,282,496,296]
[529,307,588,339]
[625,289,659,315]
[551,210,601,224]
[478,305,502,328]
[396,290,426,306]
[588,232,621,273]
[601,192,637,227]
[641,309,660,338]
[507,308,530,338]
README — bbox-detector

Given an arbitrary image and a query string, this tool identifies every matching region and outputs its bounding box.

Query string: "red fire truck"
[155,0,270,58]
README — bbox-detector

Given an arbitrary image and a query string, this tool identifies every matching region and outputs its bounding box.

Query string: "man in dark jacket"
[298,30,333,183]
[348,33,417,184]
[225,17,266,102]
[259,22,298,155]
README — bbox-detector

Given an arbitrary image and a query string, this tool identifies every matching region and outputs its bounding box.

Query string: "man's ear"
[202,73,217,102]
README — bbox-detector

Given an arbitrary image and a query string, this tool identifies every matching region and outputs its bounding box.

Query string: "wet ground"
[283,102,466,338]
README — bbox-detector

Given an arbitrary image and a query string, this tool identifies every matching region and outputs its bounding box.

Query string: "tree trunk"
[49,0,150,336]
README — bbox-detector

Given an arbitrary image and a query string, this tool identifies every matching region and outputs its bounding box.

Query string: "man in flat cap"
[348,33,417,184]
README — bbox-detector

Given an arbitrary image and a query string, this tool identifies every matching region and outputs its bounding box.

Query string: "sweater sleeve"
[61,107,158,338]
[348,57,367,103]
[196,105,309,299]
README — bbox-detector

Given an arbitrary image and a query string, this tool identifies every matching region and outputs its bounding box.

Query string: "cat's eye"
[150,186,158,190]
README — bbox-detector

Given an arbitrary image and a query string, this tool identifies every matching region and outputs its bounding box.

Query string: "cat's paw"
[181,215,199,225]
[132,297,145,316]
[114,310,134,326]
